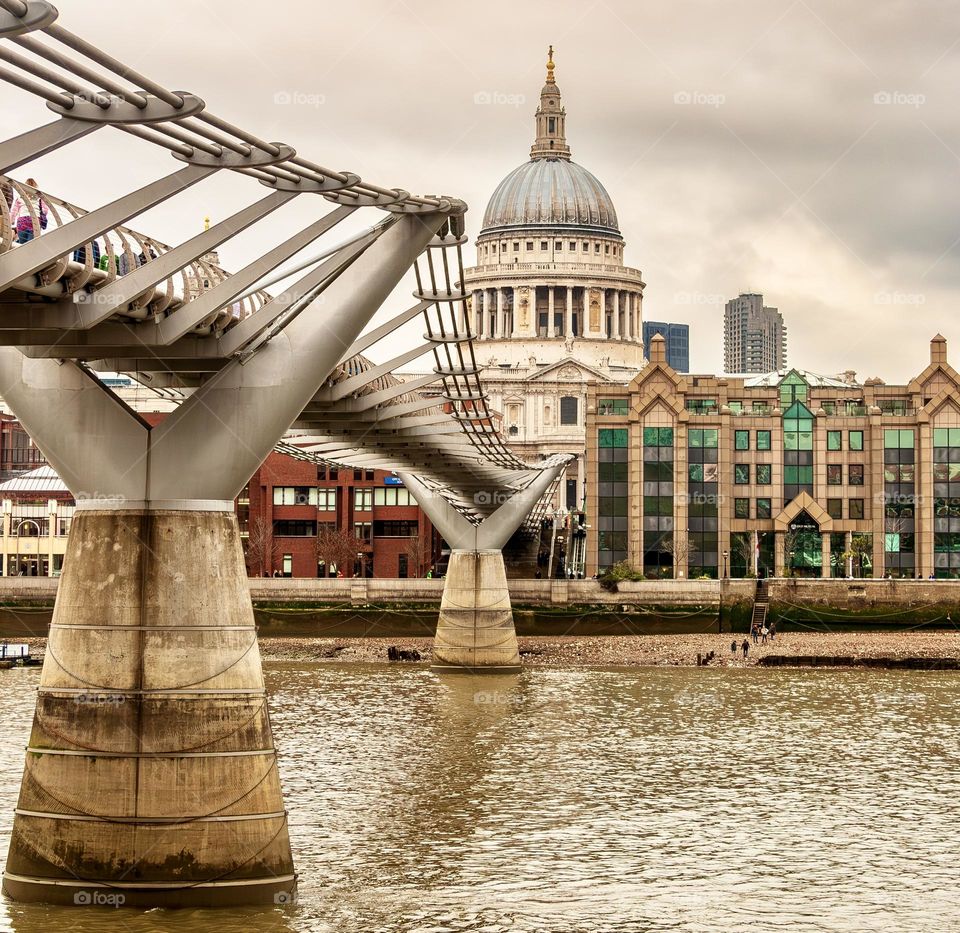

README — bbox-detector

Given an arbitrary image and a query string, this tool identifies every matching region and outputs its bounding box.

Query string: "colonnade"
[467,284,642,341]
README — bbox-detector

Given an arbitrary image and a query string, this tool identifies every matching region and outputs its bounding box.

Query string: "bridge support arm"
[399,460,569,672]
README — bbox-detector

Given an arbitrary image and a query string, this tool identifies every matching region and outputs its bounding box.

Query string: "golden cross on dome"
[546,44,555,82]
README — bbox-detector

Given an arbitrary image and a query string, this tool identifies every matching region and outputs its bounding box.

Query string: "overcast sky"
[4,0,959,382]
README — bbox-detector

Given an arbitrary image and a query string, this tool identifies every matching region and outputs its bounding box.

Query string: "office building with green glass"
[586,334,960,579]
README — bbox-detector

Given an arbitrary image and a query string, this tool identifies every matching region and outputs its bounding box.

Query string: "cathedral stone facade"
[461,50,646,511]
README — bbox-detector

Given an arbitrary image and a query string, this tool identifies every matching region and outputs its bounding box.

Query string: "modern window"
[282,554,292,577]
[598,398,628,415]
[827,464,842,485]
[354,522,372,543]
[849,431,864,451]
[317,487,336,510]
[354,488,373,510]
[398,554,408,578]
[756,498,772,519]
[827,431,841,451]
[273,486,318,506]
[849,464,864,486]
[735,498,750,519]
[373,520,418,537]
[687,428,719,578]
[601,427,631,570]
[559,396,578,425]
[849,498,865,519]
[686,399,717,414]
[274,520,317,537]
[756,430,771,451]
[826,499,843,520]
[783,401,815,502]
[734,464,750,484]
[756,464,772,485]
[735,430,749,451]
[373,487,414,507]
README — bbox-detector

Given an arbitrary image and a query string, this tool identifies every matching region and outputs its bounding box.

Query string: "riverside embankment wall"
[0,578,956,635]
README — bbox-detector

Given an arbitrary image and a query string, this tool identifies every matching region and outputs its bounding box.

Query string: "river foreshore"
[9,631,960,669]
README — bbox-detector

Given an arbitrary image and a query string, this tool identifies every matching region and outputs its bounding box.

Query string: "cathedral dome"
[480,158,620,238]
[478,46,620,240]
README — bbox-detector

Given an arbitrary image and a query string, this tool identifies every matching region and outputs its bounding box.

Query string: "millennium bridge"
[0,0,572,908]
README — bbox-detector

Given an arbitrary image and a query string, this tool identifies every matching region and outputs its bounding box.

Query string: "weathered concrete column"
[774,531,785,576]
[398,460,570,672]
[3,503,295,908]
[433,549,520,671]
[821,532,831,578]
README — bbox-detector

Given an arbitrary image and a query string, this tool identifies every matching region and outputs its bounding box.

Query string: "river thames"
[0,662,957,932]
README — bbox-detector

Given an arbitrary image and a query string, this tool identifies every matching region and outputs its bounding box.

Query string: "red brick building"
[238,450,439,578]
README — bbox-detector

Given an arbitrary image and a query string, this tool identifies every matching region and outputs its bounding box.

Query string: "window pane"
[756,431,771,450]
[735,430,749,450]
[827,431,841,450]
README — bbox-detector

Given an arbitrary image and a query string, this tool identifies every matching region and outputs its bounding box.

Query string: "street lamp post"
[722,549,729,580]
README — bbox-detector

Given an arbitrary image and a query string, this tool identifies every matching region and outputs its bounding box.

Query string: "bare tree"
[315,524,359,578]
[730,531,757,577]
[780,528,800,576]
[405,533,430,578]
[244,515,279,577]
[660,532,692,579]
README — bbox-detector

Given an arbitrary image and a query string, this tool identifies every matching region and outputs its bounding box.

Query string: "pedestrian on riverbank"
[751,624,759,643]
[730,639,737,658]
[761,625,769,644]
[741,639,750,659]
[769,621,777,640]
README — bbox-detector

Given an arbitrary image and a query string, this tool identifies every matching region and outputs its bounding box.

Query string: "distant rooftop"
[0,465,68,494]
[738,369,858,389]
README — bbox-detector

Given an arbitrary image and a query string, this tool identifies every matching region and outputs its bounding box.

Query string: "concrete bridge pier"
[0,209,449,906]
[3,503,295,908]
[398,466,567,672]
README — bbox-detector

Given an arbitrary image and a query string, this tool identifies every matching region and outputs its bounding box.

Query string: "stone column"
[821,532,831,578]
[2,506,296,908]
[612,290,621,339]
[495,287,504,339]
[547,286,555,337]
[565,286,573,338]
[774,531,785,577]
[507,286,517,337]
[845,530,853,577]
